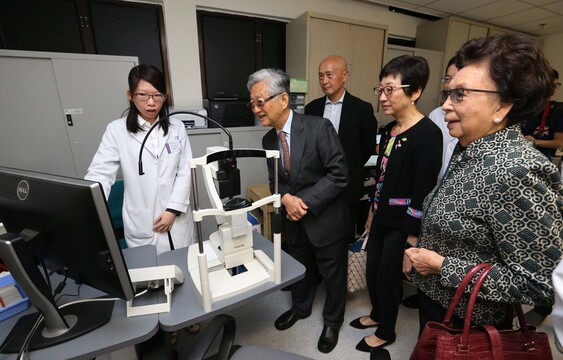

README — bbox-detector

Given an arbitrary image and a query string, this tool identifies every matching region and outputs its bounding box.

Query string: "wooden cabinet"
[286,12,387,113]
[416,16,519,76]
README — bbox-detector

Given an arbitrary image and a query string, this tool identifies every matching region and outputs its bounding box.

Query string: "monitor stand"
[0,233,114,353]
[0,300,114,353]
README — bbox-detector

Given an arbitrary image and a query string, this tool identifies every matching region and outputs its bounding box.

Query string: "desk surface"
[0,246,159,360]
[0,234,305,357]
[157,232,305,332]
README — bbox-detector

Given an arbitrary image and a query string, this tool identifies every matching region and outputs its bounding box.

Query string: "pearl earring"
[494,117,502,124]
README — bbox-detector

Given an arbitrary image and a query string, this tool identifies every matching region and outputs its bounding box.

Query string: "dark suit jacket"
[262,112,350,247]
[305,92,378,201]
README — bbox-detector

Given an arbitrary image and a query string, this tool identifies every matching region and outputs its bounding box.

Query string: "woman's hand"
[403,253,413,280]
[405,247,444,276]
[403,234,418,280]
[153,210,176,233]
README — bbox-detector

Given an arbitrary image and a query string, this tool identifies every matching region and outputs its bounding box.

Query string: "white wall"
[540,33,563,102]
[156,0,428,107]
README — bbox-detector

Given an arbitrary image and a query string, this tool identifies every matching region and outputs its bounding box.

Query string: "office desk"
[157,232,305,332]
[0,246,160,360]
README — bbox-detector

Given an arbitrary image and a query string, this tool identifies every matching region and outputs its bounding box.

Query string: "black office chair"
[177,314,313,360]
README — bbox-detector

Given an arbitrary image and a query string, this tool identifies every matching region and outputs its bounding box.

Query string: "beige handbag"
[347,229,369,293]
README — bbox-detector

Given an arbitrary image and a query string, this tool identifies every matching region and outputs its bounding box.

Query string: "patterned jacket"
[412,125,563,325]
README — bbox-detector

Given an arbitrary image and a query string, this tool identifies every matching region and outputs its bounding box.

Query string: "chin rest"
[178,314,313,360]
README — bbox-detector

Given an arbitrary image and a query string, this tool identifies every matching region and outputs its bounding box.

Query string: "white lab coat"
[86,116,196,255]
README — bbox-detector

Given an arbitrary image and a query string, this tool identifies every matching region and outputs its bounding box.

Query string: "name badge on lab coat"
[165,140,181,154]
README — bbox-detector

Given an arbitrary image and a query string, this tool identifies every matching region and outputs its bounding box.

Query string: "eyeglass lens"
[441,89,463,103]
[135,93,166,102]
[247,94,278,110]
[374,86,393,96]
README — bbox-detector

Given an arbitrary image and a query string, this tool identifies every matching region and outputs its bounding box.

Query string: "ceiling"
[361,0,563,36]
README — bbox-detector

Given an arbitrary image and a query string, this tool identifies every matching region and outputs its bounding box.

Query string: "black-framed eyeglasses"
[134,93,167,102]
[247,93,281,110]
[373,85,410,97]
[441,88,499,104]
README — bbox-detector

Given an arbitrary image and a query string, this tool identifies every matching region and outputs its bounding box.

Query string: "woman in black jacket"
[351,55,442,352]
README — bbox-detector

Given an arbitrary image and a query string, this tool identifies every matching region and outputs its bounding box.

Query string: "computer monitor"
[0,166,135,353]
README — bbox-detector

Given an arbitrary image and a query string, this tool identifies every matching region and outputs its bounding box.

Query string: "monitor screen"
[0,166,134,353]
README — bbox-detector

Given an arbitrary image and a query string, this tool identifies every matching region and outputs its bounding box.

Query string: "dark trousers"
[347,200,360,243]
[288,221,348,328]
[366,224,405,342]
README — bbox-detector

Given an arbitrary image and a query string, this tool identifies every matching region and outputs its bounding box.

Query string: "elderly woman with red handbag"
[405,32,563,349]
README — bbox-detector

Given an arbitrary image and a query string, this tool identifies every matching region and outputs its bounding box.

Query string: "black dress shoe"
[350,316,378,329]
[318,326,339,353]
[356,337,395,353]
[274,310,308,330]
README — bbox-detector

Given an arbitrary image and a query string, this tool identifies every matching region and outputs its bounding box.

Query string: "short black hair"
[379,55,430,101]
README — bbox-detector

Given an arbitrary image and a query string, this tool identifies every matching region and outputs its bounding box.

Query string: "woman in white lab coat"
[86,64,196,255]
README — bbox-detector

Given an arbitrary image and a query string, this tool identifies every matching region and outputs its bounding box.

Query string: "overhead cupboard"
[0,50,137,178]
[416,16,523,74]
[286,12,388,115]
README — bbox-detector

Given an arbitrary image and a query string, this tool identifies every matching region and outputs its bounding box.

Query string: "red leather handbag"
[410,263,553,360]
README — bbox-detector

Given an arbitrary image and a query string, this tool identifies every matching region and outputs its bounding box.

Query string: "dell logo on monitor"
[17,180,30,201]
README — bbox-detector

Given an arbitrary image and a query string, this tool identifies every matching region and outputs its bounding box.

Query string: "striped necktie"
[278,131,290,174]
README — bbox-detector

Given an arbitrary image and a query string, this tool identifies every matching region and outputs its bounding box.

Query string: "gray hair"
[247,68,290,95]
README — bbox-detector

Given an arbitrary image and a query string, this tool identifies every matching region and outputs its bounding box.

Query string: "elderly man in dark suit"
[247,68,350,354]
[305,55,378,243]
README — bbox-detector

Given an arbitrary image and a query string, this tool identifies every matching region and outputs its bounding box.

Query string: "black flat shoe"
[356,337,395,353]
[370,347,391,360]
[350,316,378,329]
[317,325,339,353]
[274,309,309,331]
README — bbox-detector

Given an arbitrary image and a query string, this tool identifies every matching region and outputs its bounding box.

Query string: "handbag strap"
[443,263,491,325]
[359,229,369,251]
[444,264,539,357]
[482,325,505,360]
[514,302,537,352]
[457,264,495,353]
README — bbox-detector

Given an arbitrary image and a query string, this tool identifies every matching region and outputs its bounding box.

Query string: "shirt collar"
[325,90,346,105]
[279,110,293,135]
[137,115,159,130]
[462,125,522,159]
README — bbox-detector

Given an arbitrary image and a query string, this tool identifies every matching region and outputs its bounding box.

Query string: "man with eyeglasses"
[247,68,350,354]
[305,55,378,245]
[428,55,460,181]
[521,69,563,162]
